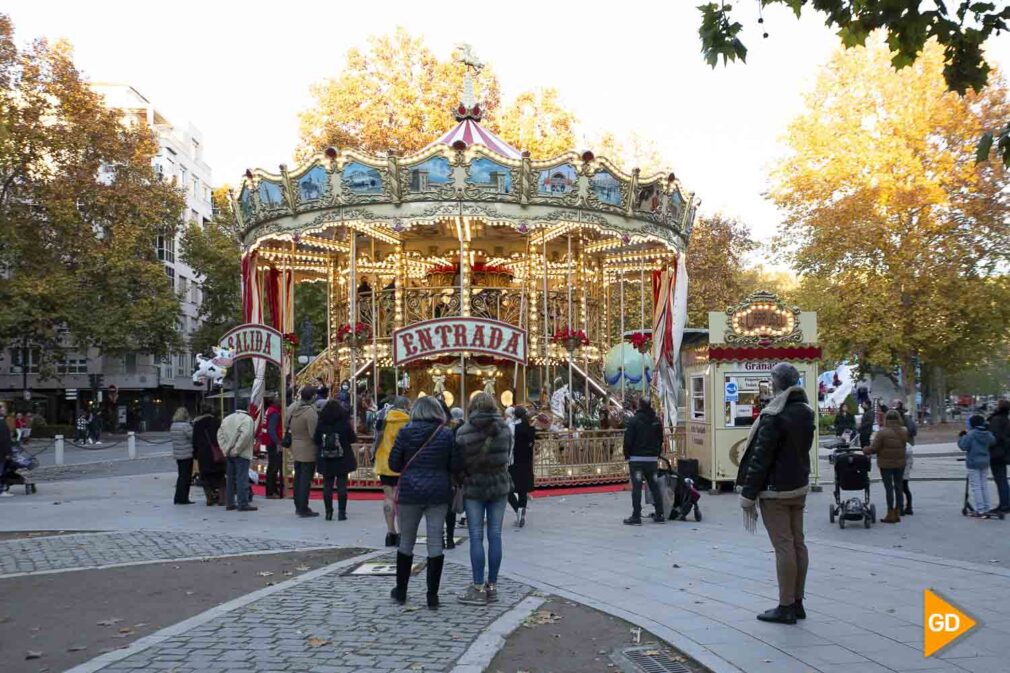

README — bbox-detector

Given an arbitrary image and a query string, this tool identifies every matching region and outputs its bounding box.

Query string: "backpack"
[320,432,343,459]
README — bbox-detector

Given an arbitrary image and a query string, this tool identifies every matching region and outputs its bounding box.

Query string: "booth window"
[690,376,705,420]
[724,373,772,428]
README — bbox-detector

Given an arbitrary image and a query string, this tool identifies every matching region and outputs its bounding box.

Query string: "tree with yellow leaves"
[684,214,758,327]
[772,38,1010,414]
[297,29,576,159]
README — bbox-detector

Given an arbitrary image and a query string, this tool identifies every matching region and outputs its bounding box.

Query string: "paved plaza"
[1,465,1009,673]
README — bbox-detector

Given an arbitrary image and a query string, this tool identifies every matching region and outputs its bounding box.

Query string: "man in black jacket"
[622,399,666,525]
[737,363,815,625]
[987,400,1010,512]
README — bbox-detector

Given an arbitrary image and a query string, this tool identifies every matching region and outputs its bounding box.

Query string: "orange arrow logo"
[924,589,976,657]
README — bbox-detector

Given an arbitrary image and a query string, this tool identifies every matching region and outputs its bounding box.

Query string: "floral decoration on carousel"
[551,327,590,352]
[628,331,652,354]
[282,332,299,357]
[337,322,371,348]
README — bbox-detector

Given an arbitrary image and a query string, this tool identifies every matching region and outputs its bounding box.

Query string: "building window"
[56,357,88,374]
[190,208,199,223]
[690,376,705,421]
[9,349,40,374]
[177,275,188,297]
[157,235,175,263]
[179,166,188,188]
[165,265,176,288]
[191,283,201,305]
[176,352,188,377]
[125,353,138,375]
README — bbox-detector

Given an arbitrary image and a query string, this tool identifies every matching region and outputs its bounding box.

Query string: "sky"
[6,1,1010,247]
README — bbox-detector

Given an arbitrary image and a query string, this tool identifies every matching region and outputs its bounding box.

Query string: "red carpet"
[251,482,626,501]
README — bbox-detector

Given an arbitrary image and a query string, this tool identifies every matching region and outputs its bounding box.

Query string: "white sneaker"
[94,441,102,445]
[0,491,14,498]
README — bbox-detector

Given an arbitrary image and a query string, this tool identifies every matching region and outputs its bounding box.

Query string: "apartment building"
[0,84,214,431]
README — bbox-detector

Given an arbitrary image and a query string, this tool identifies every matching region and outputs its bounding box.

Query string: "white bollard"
[55,435,64,465]
[127,431,137,460]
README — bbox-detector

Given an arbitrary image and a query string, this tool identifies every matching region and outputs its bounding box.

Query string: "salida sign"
[393,317,527,366]
[219,324,283,366]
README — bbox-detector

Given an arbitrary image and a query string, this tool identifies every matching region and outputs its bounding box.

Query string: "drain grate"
[612,645,692,673]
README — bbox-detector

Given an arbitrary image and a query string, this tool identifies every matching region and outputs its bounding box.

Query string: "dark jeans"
[265,445,282,496]
[902,479,913,511]
[992,461,1010,511]
[225,456,251,509]
[880,467,904,511]
[508,490,528,512]
[293,461,315,513]
[319,459,348,515]
[629,460,663,518]
[174,459,193,503]
[445,505,456,542]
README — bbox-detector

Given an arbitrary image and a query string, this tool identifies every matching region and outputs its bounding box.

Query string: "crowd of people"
[165,384,537,609]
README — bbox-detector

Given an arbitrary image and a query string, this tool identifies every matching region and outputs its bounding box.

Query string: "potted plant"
[337,322,371,348]
[552,327,589,352]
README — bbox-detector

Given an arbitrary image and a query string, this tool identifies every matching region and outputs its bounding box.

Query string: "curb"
[62,548,387,673]
[449,595,547,673]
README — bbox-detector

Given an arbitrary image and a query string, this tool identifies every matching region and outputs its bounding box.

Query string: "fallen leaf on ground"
[642,649,660,656]
[25,651,42,659]
[295,565,310,571]
[96,619,122,626]
[257,571,274,577]
[306,637,329,648]
[67,646,87,652]
[410,665,423,671]
[631,627,641,644]
[118,627,132,634]
[521,610,562,628]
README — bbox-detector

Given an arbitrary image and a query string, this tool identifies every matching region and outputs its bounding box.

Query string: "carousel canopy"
[426,117,521,159]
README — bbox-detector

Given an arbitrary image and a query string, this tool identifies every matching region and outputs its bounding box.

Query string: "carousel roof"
[426,117,521,160]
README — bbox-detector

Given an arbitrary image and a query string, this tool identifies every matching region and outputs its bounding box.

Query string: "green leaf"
[976,131,994,164]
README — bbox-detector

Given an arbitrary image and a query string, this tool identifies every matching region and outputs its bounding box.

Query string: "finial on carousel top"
[454,43,484,122]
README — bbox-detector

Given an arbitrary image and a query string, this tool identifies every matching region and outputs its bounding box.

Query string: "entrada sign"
[219,324,283,366]
[393,317,528,366]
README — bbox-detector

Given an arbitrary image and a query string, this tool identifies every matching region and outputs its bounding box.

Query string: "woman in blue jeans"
[454,392,513,605]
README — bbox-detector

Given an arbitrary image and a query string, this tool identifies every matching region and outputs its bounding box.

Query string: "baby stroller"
[2,444,39,495]
[827,433,875,528]
[647,456,702,522]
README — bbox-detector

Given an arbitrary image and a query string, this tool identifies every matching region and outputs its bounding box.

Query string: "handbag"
[451,485,465,514]
[204,430,225,464]
[281,430,292,449]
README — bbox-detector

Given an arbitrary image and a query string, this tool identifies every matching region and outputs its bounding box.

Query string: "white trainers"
[0,490,14,498]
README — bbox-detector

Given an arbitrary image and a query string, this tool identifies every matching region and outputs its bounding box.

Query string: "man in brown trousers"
[737,363,815,624]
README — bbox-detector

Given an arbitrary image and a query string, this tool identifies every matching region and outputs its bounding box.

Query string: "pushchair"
[2,444,39,495]
[827,432,875,528]
[646,456,702,522]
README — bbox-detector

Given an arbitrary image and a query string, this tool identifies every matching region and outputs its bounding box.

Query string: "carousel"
[233,47,697,488]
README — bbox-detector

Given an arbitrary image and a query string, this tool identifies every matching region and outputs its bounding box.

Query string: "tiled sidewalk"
[89,553,532,673]
[0,531,332,576]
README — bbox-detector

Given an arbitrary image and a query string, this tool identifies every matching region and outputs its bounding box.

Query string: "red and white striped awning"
[426,119,521,159]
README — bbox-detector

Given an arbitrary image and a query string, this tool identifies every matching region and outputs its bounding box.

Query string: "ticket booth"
[682,291,821,490]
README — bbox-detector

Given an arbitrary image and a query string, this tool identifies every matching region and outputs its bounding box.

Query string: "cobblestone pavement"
[0,531,334,576]
[95,554,532,673]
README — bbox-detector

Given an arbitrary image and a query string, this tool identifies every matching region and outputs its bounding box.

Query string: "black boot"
[793,600,806,620]
[325,507,333,521]
[426,555,444,609]
[338,493,347,520]
[757,604,797,624]
[390,552,412,604]
[385,532,398,547]
[445,518,456,549]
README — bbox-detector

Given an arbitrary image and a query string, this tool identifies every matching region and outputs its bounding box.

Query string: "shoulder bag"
[204,429,225,464]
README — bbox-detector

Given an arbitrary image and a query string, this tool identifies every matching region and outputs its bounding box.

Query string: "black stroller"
[646,456,702,522]
[2,443,39,495]
[827,433,875,528]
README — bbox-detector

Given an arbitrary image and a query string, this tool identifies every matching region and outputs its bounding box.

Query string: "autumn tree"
[684,214,759,327]
[771,39,1010,413]
[180,188,242,356]
[697,0,1010,165]
[297,28,575,159]
[0,15,184,373]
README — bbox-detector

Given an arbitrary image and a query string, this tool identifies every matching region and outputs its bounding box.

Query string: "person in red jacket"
[259,397,283,498]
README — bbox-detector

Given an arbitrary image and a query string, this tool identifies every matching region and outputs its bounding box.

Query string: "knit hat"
[969,414,987,429]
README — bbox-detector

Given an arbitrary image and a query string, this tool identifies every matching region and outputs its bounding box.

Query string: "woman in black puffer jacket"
[387,396,460,609]
[454,392,512,606]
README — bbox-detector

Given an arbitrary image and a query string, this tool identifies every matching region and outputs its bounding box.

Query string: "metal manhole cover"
[612,645,692,673]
